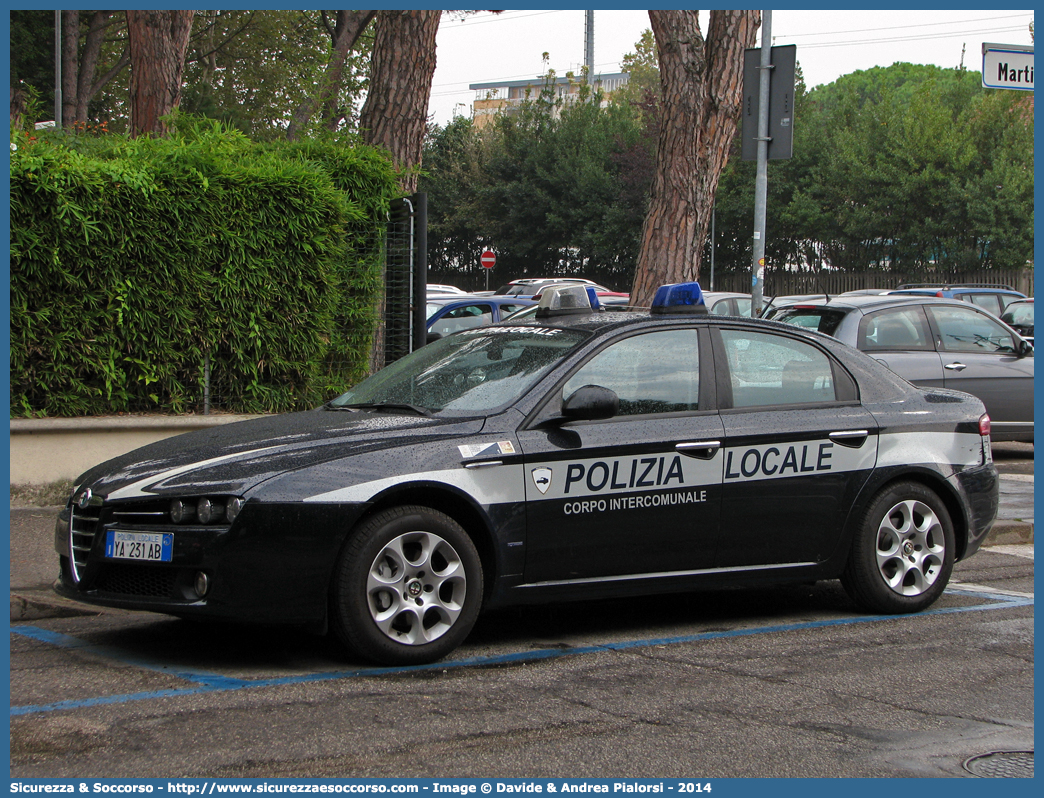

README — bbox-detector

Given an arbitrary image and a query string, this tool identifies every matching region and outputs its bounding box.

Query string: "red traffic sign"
[480,250,496,269]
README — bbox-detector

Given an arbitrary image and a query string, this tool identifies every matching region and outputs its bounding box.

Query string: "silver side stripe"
[302,431,984,506]
[304,465,527,505]
[517,560,819,589]
[107,446,283,501]
[877,431,983,470]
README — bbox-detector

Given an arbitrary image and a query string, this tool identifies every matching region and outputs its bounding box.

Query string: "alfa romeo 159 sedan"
[55,283,1000,665]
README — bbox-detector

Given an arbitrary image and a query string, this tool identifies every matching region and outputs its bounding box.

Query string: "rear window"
[858,307,933,351]
[766,307,847,337]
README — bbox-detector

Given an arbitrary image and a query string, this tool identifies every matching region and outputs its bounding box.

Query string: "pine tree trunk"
[286,10,376,140]
[360,10,441,193]
[75,12,114,125]
[360,10,441,373]
[630,10,760,306]
[126,10,194,137]
[60,11,79,128]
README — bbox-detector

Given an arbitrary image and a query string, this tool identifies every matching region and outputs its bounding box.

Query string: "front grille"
[69,503,102,583]
[95,563,179,598]
[111,504,170,524]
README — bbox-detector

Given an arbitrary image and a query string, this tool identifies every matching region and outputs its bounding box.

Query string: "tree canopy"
[712,62,1034,276]
[420,78,652,292]
[10,14,1033,290]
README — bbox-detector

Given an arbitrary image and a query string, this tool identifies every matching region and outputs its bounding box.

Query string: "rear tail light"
[978,414,991,436]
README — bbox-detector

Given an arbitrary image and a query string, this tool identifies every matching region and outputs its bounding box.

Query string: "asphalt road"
[9,547,1034,778]
[7,443,1034,779]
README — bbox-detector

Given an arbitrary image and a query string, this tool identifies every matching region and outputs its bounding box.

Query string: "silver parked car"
[765,295,1033,442]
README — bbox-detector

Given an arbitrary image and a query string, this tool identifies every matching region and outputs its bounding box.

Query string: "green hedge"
[9,120,400,417]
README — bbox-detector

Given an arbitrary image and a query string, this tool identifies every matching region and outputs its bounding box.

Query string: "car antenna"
[813,264,832,303]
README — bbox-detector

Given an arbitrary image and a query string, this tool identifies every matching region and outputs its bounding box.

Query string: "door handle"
[676,441,721,459]
[463,460,503,469]
[944,362,968,371]
[829,430,869,448]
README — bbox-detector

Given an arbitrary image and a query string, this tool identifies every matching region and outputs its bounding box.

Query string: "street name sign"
[982,42,1034,91]
[742,44,797,161]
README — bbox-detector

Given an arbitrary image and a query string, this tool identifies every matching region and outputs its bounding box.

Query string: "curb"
[11,590,100,622]
[984,519,1034,547]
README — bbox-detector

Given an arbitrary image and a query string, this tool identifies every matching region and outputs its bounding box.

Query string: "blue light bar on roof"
[585,286,602,310]
[536,284,596,317]
[650,282,708,315]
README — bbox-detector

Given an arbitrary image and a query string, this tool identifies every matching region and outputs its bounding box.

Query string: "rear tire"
[330,506,483,665]
[841,482,954,614]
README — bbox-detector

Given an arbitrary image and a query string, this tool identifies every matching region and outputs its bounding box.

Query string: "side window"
[734,298,753,317]
[859,307,933,351]
[429,304,494,337]
[968,294,1002,315]
[710,299,731,316]
[927,305,1018,354]
[562,330,699,416]
[721,330,837,408]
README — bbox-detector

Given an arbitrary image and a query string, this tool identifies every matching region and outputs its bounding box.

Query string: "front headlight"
[170,498,196,524]
[196,497,225,524]
[225,497,245,523]
[169,495,244,524]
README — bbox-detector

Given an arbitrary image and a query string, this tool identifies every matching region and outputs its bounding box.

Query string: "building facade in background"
[467,72,629,128]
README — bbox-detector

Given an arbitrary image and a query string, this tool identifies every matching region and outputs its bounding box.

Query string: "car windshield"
[767,307,848,336]
[328,326,589,415]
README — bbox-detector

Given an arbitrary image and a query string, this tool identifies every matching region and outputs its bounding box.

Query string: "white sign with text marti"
[982,42,1034,91]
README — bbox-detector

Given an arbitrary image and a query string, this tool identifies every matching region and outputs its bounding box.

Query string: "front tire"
[330,506,483,665]
[841,482,954,614]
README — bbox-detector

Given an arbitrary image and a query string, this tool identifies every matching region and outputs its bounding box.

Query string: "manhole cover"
[963,751,1034,778]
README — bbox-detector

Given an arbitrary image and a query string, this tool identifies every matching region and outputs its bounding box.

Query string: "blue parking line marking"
[11,624,252,689]
[11,588,1032,717]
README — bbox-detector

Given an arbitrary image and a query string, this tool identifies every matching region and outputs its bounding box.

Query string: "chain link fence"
[197,194,428,415]
[709,267,1034,298]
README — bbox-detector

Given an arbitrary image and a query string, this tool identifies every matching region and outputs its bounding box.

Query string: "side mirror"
[1017,337,1034,357]
[562,384,619,421]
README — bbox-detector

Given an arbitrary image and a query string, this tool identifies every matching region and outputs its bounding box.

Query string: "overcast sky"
[428,9,1036,126]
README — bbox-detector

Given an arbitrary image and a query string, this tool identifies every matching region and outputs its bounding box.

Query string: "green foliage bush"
[9,118,400,418]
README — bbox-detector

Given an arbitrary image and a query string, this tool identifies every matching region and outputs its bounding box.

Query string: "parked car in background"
[888,284,1026,316]
[495,278,612,297]
[425,295,536,343]
[702,291,758,317]
[760,294,828,315]
[765,294,1033,442]
[531,288,630,306]
[1000,298,1034,344]
[427,284,468,296]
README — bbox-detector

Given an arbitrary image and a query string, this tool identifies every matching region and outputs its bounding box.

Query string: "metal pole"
[710,204,716,291]
[203,354,210,415]
[585,11,594,78]
[412,193,428,353]
[54,11,62,128]
[751,10,772,316]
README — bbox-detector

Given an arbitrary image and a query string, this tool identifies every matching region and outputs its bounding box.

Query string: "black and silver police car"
[55,283,1000,665]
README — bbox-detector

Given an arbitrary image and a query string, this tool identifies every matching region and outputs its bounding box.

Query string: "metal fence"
[708,267,1034,298]
[381,193,428,368]
[198,194,428,414]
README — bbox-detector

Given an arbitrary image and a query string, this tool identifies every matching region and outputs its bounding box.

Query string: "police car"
[54,283,1000,666]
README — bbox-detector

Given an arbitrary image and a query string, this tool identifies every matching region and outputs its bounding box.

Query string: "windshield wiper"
[327,402,432,417]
